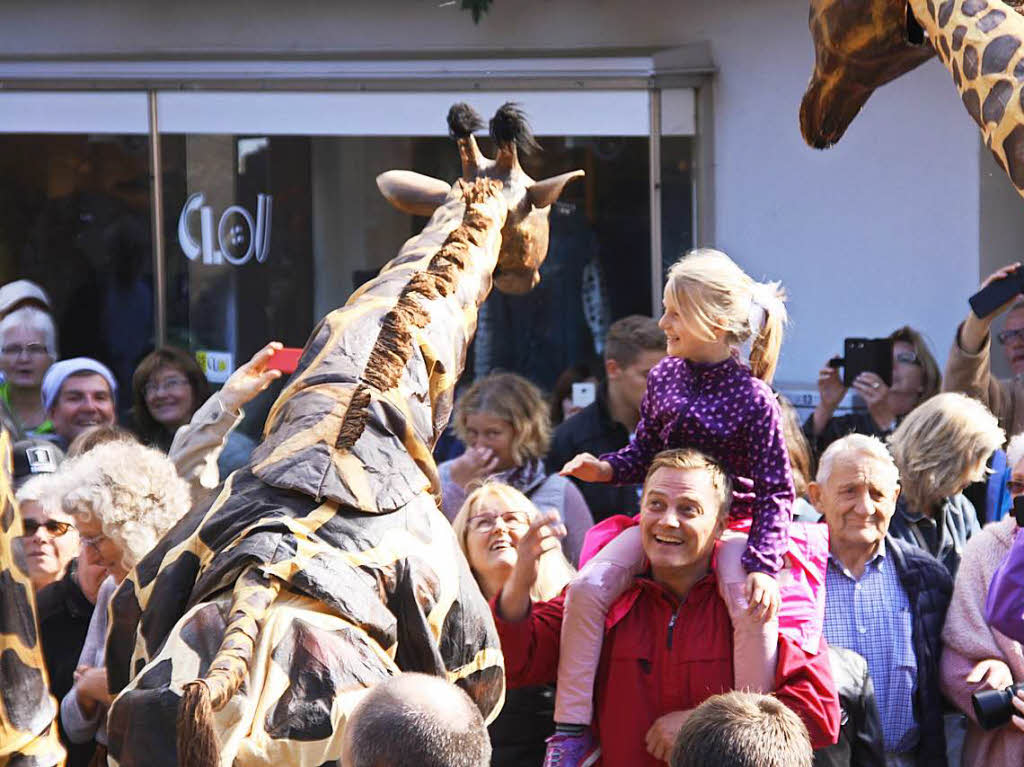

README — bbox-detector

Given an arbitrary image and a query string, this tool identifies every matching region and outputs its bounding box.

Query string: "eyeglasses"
[1,343,50,359]
[144,376,189,398]
[997,329,1024,345]
[79,532,108,551]
[20,519,74,538]
[893,350,921,366]
[467,511,530,534]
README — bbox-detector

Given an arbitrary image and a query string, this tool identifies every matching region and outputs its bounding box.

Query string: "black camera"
[972,682,1024,730]
[827,338,894,388]
[970,267,1024,318]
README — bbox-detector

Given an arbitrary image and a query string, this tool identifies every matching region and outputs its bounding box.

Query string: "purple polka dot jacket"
[600,355,794,575]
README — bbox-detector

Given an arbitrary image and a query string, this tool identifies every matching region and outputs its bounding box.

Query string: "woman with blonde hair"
[439,371,593,565]
[452,482,574,765]
[59,440,191,766]
[888,391,1004,579]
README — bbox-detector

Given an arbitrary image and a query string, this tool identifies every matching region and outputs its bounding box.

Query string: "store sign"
[195,349,234,384]
[178,192,272,266]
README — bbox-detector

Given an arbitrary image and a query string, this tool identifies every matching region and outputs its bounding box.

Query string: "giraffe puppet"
[802,0,1024,197]
[101,103,583,767]
[0,426,65,767]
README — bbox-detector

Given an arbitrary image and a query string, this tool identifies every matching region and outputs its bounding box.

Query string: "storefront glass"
[0,133,154,414]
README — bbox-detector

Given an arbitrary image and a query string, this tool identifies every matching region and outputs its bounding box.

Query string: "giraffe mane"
[335,177,504,451]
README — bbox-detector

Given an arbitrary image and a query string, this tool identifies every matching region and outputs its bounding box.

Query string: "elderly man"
[39,357,117,450]
[495,448,839,767]
[945,262,1024,436]
[340,673,491,767]
[809,434,952,767]
[547,315,665,522]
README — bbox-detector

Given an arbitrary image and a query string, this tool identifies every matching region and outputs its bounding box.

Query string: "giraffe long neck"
[910,0,1024,191]
[251,178,508,510]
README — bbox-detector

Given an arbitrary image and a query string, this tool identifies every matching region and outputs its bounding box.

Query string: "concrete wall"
[0,0,994,389]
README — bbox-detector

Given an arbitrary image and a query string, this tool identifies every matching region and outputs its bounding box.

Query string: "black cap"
[12,439,63,481]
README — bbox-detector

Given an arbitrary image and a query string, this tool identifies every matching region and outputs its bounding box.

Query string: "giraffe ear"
[376,171,452,216]
[526,170,585,209]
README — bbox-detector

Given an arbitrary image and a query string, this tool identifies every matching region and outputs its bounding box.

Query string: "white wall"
[0,0,991,389]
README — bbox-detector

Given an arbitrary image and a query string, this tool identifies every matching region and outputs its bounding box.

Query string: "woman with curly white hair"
[59,440,190,766]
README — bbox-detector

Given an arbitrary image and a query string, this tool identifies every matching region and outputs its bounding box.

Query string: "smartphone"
[267,346,303,374]
[571,382,596,409]
[970,268,1024,318]
[829,338,894,387]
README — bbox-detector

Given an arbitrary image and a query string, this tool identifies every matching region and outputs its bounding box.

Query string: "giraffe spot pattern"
[927,0,937,20]
[1002,124,1024,188]
[983,80,1014,123]
[937,0,956,27]
[0,648,50,731]
[964,45,980,79]
[982,36,1021,76]
[953,58,964,88]
[977,10,1006,33]
[0,568,37,647]
[940,35,952,61]
[963,88,984,126]
[962,0,989,16]
[1015,59,1024,79]
[952,25,968,51]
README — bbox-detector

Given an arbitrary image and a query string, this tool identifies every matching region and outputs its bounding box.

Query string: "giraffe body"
[103,105,582,767]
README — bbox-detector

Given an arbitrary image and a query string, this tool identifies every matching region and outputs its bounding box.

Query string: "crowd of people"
[11,248,1024,767]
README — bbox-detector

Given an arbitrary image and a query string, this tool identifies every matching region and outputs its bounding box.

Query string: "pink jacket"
[940,516,1024,767]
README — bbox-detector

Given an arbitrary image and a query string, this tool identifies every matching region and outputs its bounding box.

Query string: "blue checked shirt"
[824,541,918,753]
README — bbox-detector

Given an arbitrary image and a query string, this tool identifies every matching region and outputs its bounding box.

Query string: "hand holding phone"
[571,382,596,409]
[970,266,1024,319]
[828,338,893,388]
[266,346,303,374]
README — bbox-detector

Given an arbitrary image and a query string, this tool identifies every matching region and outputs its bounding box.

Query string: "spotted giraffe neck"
[911,0,1024,191]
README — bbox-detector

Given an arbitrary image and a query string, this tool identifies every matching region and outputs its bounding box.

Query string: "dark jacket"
[545,382,639,523]
[887,536,953,767]
[814,646,885,767]
[37,563,96,767]
[887,494,979,581]
[487,685,554,766]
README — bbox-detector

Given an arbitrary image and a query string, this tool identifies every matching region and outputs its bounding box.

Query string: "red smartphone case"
[268,347,302,374]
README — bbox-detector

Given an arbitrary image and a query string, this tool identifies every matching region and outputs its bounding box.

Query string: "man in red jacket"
[494,448,840,766]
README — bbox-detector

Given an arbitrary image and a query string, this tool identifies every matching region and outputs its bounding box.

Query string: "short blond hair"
[670,691,812,767]
[453,373,551,463]
[888,392,1004,512]
[643,449,733,521]
[664,249,787,382]
[61,440,190,570]
[451,482,575,602]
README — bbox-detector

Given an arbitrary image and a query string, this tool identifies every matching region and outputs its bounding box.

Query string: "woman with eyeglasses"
[131,344,283,491]
[451,482,574,766]
[0,305,57,436]
[805,326,942,459]
[59,440,190,767]
[440,372,594,566]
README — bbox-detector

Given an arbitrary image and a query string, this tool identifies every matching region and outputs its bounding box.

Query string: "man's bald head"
[341,673,491,767]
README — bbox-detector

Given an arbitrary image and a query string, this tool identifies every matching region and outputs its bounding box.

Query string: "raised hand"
[448,445,502,490]
[852,371,896,431]
[560,452,613,483]
[498,509,565,622]
[219,341,285,414]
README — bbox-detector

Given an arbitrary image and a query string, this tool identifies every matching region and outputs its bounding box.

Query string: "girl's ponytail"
[747,281,787,383]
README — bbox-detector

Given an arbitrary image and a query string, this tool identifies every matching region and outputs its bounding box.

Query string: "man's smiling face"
[639,466,726,576]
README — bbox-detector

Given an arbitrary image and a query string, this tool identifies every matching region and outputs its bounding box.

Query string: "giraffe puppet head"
[800,0,934,148]
[377,102,584,294]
